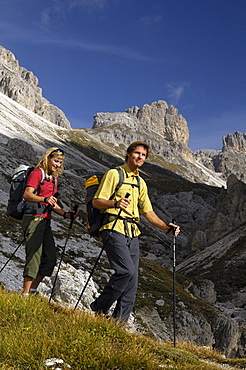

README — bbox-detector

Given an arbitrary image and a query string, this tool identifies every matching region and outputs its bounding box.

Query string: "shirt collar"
[122,163,139,177]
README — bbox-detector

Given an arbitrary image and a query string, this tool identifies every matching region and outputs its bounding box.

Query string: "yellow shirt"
[94,163,153,237]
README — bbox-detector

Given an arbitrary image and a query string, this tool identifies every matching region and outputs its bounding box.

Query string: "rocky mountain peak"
[93,99,189,145]
[222,131,246,152]
[194,131,246,185]
[0,45,71,129]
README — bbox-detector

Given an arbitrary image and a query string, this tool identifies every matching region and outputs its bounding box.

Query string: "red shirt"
[26,168,58,218]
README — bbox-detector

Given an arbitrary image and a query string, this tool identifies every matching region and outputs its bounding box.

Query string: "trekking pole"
[74,192,130,311]
[49,204,79,303]
[0,234,27,274]
[0,194,60,274]
[172,219,177,348]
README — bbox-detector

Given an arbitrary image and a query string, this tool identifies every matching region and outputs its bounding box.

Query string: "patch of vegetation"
[62,129,125,169]
[0,288,245,369]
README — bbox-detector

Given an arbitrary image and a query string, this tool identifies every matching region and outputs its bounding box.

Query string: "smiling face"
[47,155,63,175]
[126,145,147,172]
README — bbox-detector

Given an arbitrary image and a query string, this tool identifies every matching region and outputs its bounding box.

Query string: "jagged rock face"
[190,174,246,251]
[177,174,246,356]
[193,149,221,171]
[194,132,246,184]
[210,174,246,243]
[223,131,246,152]
[213,151,246,183]
[90,100,197,173]
[93,100,189,145]
[0,46,71,129]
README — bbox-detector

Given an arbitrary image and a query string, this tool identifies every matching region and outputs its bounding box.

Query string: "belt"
[102,213,138,237]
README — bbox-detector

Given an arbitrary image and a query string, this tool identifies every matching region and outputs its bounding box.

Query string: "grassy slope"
[1,289,246,370]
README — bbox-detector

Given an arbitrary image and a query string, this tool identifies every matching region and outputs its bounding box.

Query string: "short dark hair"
[125,141,151,162]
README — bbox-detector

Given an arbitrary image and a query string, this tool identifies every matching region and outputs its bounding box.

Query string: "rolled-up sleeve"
[139,178,153,215]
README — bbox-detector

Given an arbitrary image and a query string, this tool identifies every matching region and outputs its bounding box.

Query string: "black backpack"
[85,167,140,237]
[7,165,46,220]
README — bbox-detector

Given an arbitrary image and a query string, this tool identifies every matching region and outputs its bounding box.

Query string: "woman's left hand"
[66,210,78,219]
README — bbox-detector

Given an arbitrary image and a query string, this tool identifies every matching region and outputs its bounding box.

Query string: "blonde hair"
[35,147,65,177]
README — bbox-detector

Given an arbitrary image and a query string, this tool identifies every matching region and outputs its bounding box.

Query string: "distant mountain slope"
[0,45,70,129]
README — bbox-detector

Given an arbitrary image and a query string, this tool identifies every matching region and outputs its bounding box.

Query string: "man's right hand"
[116,197,131,210]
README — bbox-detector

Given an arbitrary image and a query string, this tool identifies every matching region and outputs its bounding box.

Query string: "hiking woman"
[22,147,75,295]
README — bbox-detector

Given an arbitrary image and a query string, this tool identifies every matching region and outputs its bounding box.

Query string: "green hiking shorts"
[22,215,57,279]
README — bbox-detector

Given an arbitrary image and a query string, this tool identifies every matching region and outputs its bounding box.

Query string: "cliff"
[0,46,71,129]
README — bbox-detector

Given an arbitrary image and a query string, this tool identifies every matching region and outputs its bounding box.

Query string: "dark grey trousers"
[94,230,139,322]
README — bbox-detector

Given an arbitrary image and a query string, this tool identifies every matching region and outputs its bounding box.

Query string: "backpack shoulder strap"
[137,175,142,208]
[33,168,46,195]
[54,179,58,196]
[40,168,46,184]
[115,167,124,191]
[108,167,124,200]
[109,166,141,200]
[136,174,141,189]
[115,166,141,194]
[118,166,140,190]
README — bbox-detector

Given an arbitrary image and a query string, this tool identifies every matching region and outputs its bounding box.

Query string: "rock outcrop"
[93,101,189,145]
[92,101,192,163]
[0,46,71,129]
[190,174,246,251]
[223,131,246,152]
[194,131,246,183]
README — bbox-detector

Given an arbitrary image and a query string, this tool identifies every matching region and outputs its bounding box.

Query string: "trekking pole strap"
[68,204,79,229]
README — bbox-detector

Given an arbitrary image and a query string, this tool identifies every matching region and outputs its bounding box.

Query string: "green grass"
[0,289,245,369]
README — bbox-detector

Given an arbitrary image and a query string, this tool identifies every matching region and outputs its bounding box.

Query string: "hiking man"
[90,141,180,322]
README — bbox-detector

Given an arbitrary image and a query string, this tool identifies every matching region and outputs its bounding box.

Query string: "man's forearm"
[144,211,180,236]
[143,211,171,233]
[92,198,116,210]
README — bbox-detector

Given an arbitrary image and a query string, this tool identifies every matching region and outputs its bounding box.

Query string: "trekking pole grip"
[172,219,176,232]
[117,192,130,217]
[69,204,78,228]
[167,219,176,235]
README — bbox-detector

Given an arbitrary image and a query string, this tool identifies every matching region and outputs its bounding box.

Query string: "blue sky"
[1,0,245,151]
